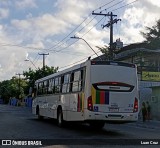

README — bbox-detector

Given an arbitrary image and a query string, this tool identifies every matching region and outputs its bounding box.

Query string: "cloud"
[15,0,37,9]
[0,8,9,19]
[0,0,160,81]
[55,0,94,25]
[119,0,160,44]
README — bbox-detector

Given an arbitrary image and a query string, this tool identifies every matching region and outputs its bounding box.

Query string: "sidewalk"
[128,119,160,130]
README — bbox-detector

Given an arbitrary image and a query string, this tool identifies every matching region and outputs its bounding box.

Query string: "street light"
[70,36,102,61]
[24,59,38,70]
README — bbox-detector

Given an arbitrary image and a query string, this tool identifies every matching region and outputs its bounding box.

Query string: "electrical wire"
[48,16,106,54]
[93,0,117,12]
[100,0,124,13]
[3,0,140,74]
[110,0,139,12]
[58,50,102,70]
[44,0,120,52]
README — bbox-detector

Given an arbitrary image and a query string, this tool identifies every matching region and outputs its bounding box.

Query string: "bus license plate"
[109,108,119,112]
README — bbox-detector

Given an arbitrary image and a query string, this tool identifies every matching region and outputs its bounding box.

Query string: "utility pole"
[92,12,121,60]
[16,73,23,100]
[38,53,49,71]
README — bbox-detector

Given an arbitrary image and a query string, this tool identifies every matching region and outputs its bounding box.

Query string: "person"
[146,101,151,120]
[141,102,147,122]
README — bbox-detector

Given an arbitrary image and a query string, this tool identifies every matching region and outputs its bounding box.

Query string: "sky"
[0,0,160,81]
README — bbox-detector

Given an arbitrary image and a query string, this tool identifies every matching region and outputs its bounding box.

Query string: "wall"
[151,87,160,120]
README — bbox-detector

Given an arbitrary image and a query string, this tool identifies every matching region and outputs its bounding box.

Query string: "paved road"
[0,105,160,148]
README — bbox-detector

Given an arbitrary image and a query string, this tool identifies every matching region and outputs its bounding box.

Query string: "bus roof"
[35,60,136,83]
[35,60,87,83]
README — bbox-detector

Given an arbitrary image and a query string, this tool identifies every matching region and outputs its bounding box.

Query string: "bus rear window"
[93,82,134,92]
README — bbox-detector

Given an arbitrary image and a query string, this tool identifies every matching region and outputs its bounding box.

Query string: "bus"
[32,60,139,128]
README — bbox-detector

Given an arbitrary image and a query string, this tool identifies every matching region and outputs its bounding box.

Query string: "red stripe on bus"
[100,91,105,104]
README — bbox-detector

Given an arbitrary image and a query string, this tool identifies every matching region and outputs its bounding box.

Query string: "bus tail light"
[87,96,93,111]
[133,97,138,112]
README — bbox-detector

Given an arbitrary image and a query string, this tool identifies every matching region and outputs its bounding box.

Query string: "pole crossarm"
[92,12,117,17]
[70,36,102,61]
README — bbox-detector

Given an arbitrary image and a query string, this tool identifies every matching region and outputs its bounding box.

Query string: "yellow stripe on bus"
[91,86,96,104]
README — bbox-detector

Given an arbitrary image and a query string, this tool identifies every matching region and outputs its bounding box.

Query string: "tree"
[96,45,111,60]
[141,19,160,49]
[23,66,58,89]
[0,66,58,103]
[0,77,28,103]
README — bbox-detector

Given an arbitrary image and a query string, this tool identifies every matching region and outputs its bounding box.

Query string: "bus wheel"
[57,108,64,127]
[89,121,105,129]
[36,106,43,120]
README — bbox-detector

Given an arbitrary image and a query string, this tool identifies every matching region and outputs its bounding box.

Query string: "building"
[150,86,160,120]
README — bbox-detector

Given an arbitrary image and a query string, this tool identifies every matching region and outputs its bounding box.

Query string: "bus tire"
[57,108,64,127]
[36,106,43,120]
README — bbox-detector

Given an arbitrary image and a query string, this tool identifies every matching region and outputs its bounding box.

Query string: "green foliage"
[0,77,28,103]
[0,66,58,103]
[96,45,111,60]
[141,19,160,49]
[23,66,58,88]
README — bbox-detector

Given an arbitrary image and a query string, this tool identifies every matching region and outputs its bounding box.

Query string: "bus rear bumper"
[85,111,138,122]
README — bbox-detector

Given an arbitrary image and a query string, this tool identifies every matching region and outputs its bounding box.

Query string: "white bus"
[32,60,139,128]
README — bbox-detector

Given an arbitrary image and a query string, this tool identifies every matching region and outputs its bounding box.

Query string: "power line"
[49,0,138,55]
[0,43,44,51]
[98,0,124,13]
[3,0,140,75]
[58,51,102,70]
[45,0,120,52]
[45,15,98,53]
[46,14,93,51]
[93,0,117,12]
[110,0,139,12]
[47,16,106,54]
[0,42,87,57]
[0,0,128,56]
[71,36,102,60]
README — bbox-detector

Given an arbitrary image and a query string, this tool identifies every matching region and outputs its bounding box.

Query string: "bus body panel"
[32,60,139,123]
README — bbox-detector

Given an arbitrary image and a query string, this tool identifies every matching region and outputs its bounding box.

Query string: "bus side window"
[66,74,70,93]
[48,79,54,94]
[62,74,70,93]
[79,69,84,91]
[43,81,47,94]
[52,79,55,94]
[33,85,37,98]
[55,77,60,93]
[46,80,49,94]
[38,82,42,96]
[61,75,64,93]
[72,71,80,92]
[37,83,40,96]
[69,73,74,92]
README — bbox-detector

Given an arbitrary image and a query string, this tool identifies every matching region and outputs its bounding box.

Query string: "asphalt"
[127,119,160,130]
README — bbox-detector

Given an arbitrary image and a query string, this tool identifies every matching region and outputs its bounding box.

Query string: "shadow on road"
[29,117,125,138]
